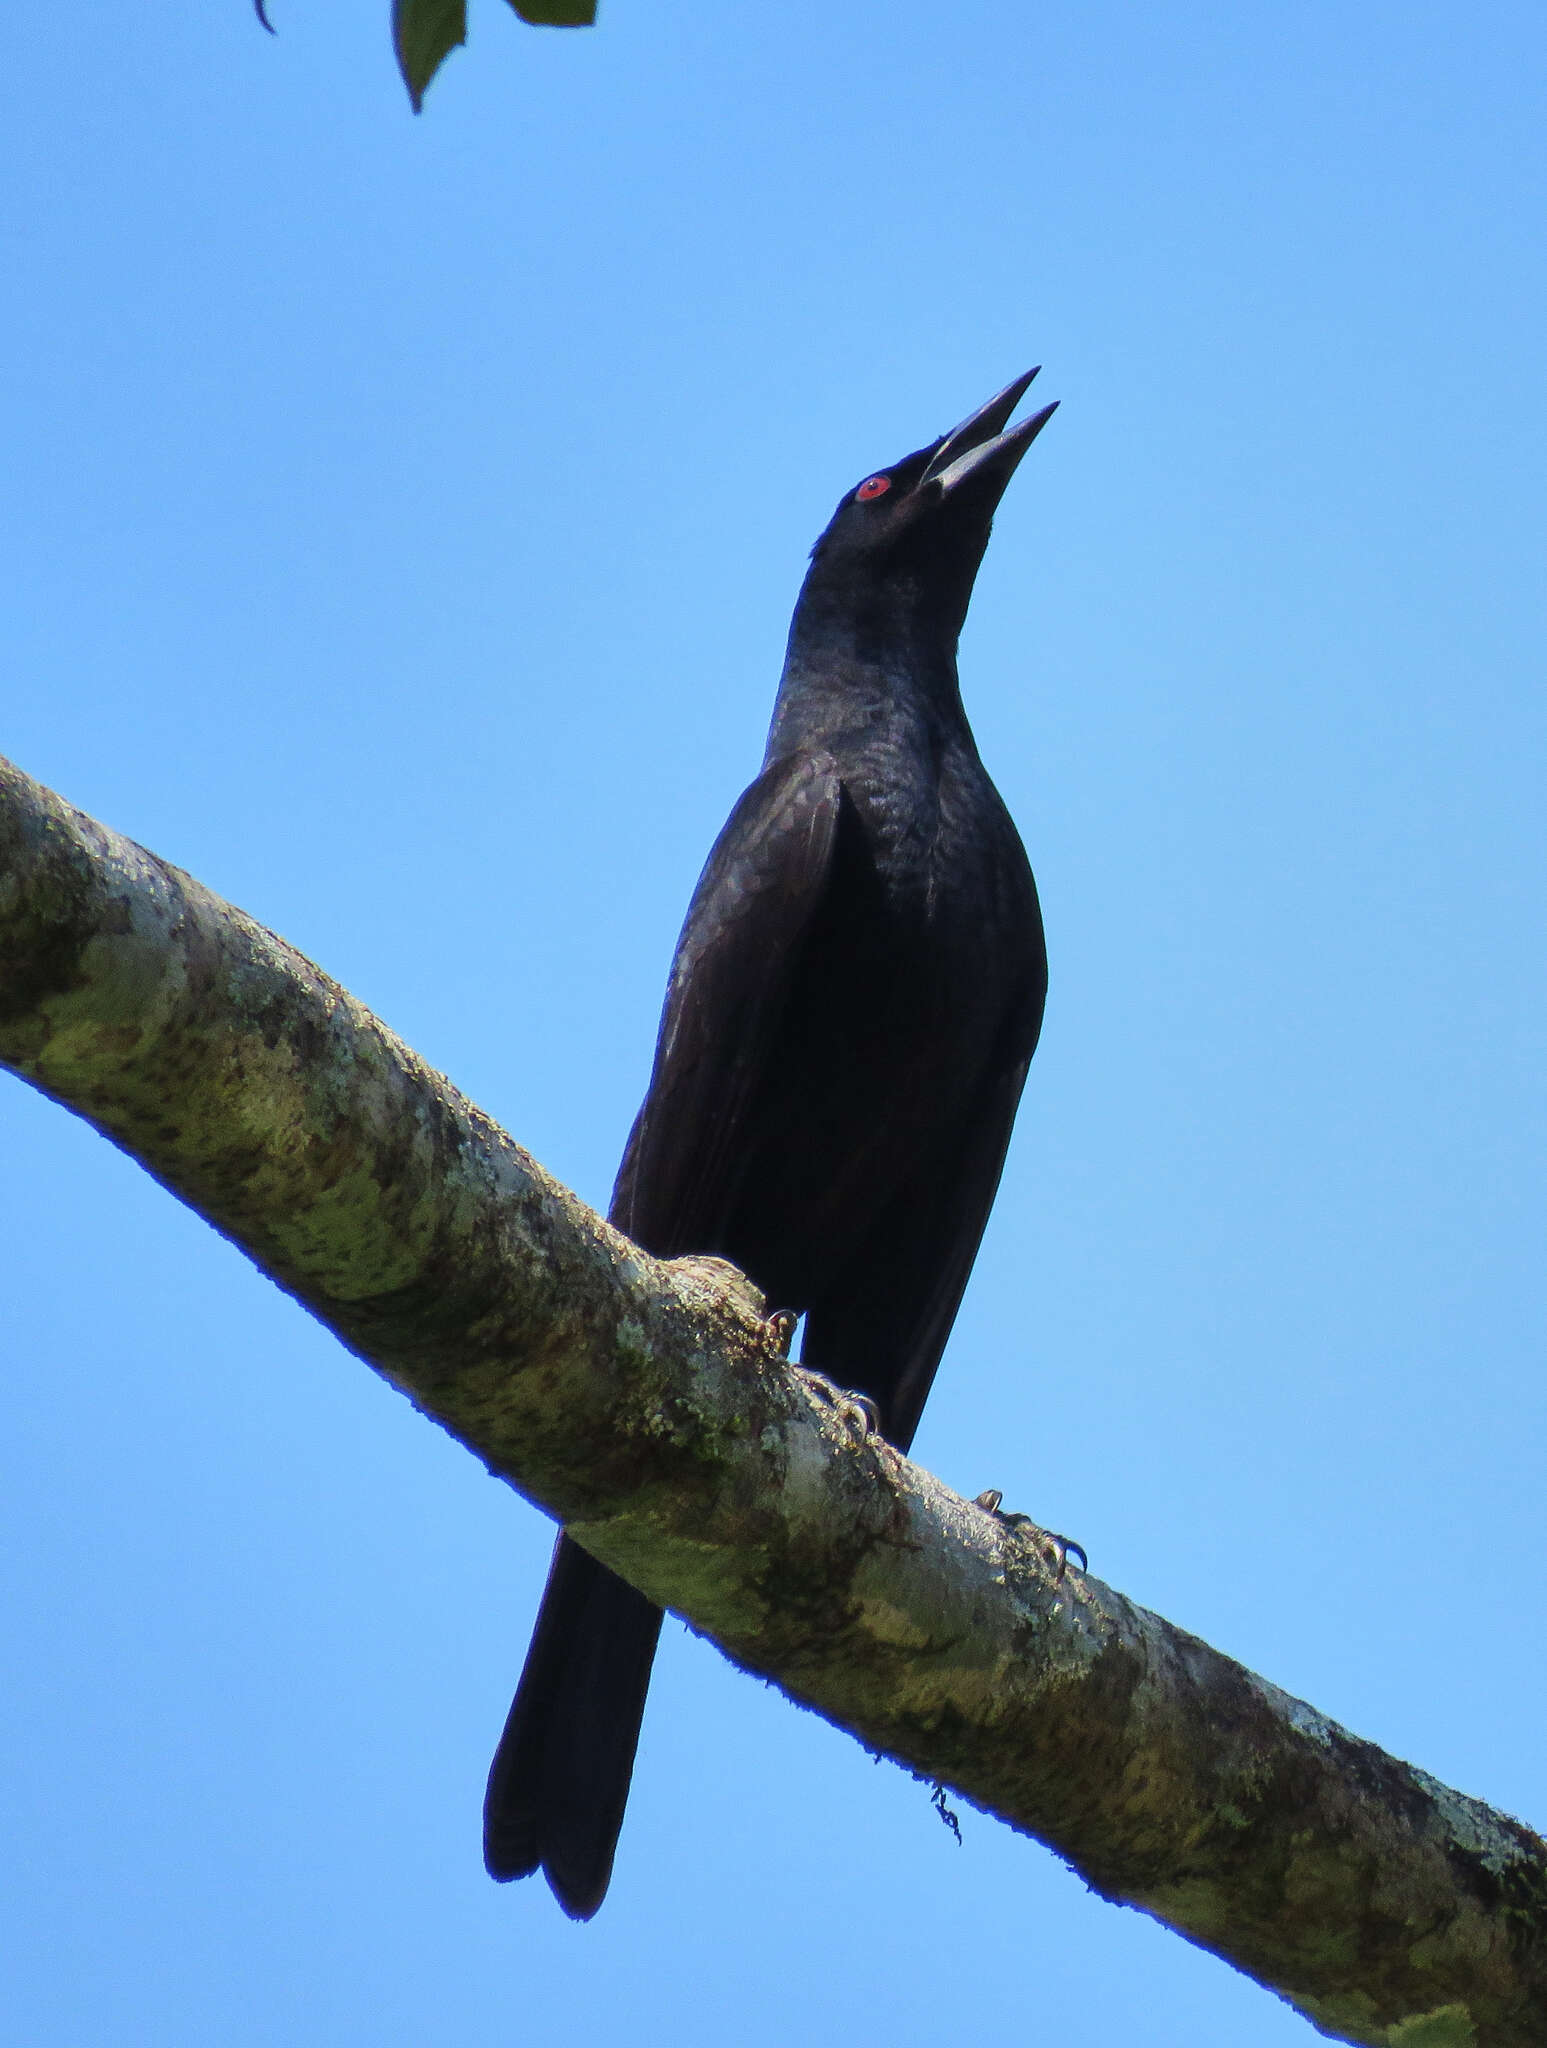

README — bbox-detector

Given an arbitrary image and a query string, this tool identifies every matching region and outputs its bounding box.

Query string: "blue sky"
[3,4,1544,2041]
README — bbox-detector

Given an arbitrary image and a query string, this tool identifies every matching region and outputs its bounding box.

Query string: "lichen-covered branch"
[1,750,1541,2048]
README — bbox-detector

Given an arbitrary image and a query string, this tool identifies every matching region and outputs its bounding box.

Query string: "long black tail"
[483,1534,663,1919]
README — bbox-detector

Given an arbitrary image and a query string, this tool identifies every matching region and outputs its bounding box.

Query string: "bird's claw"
[796,1367,881,1436]
[974,1490,1086,1582]
[1041,1531,1088,1581]
[764,1308,799,1356]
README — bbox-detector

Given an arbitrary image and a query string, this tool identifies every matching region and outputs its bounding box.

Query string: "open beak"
[919,368,1058,499]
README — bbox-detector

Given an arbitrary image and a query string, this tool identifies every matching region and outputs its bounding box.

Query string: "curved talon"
[795,1367,880,1436]
[1042,1532,1088,1582]
[975,1490,1087,1583]
[847,1392,882,1434]
[765,1308,798,1357]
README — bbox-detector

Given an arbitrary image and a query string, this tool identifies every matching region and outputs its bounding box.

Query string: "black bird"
[484,371,1057,1918]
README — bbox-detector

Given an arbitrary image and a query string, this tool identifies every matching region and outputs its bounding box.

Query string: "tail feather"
[484,1534,663,1919]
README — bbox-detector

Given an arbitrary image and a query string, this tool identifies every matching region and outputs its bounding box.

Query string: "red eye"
[855,475,891,501]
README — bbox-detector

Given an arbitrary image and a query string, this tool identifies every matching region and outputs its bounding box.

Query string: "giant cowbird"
[484,371,1056,1918]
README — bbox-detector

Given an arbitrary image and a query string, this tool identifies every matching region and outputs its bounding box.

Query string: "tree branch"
[2,751,1542,2048]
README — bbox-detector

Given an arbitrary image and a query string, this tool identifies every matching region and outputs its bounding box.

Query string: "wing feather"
[609,749,842,1257]
[801,1030,1039,1452]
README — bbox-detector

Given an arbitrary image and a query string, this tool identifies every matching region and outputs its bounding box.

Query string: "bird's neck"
[765,578,970,764]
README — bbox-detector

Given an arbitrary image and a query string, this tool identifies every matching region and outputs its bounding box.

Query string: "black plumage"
[484,371,1057,1918]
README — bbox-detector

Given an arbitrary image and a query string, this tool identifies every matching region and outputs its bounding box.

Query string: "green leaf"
[504,0,597,24]
[393,0,467,113]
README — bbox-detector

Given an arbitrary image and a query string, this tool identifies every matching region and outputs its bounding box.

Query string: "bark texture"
[2,750,1543,2048]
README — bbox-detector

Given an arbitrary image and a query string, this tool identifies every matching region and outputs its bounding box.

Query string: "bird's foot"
[764,1309,799,1357]
[795,1367,881,1437]
[974,1490,1087,1582]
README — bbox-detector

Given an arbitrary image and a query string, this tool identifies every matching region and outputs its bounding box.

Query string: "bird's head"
[799,369,1058,651]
